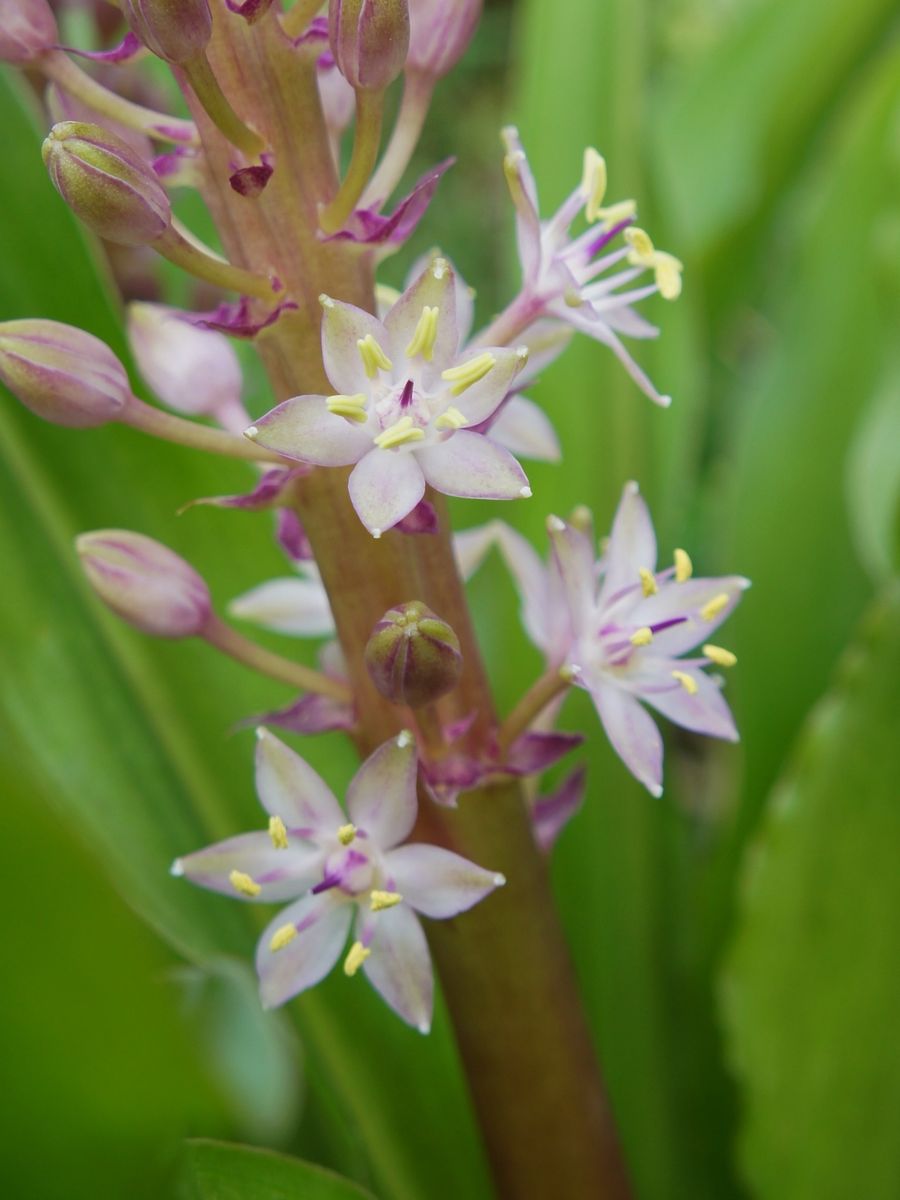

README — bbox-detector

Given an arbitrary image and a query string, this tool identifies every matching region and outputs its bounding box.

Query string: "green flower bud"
[122,0,212,65]
[42,121,171,246]
[329,0,410,91]
[365,600,462,708]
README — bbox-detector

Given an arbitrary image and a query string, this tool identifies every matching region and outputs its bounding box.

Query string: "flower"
[173,729,505,1030]
[500,127,682,406]
[247,256,532,537]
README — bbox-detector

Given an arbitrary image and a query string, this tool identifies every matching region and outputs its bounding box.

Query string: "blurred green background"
[1,0,898,1197]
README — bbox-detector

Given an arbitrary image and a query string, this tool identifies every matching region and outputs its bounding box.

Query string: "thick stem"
[319,89,385,233]
[202,613,351,700]
[363,70,434,205]
[121,395,281,463]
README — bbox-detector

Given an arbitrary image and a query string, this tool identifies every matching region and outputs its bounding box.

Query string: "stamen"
[700,593,730,622]
[625,226,655,261]
[596,198,637,229]
[229,869,261,897]
[654,251,683,301]
[671,670,698,695]
[268,815,288,850]
[327,393,368,423]
[269,923,297,952]
[581,147,607,222]
[630,626,653,647]
[435,406,467,431]
[337,823,357,846]
[370,890,403,912]
[674,548,692,582]
[442,352,496,396]
[703,644,737,667]
[405,306,440,361]
[639,567,658,597]
[374,416,426,450]
[343,940,371,976]
[357,333,393,379]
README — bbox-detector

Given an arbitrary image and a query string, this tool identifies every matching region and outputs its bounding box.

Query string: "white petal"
[637,664,738,742]
[452,520,500,581]
[561,305,671,406]
[257,893,352,1009]
[587,677,664,797]
[416,432,530,500]
[384,844,504,918]
[489,395,561,462]
[596,480,658,608]
[492,522,557,656]
[229,577,334,637]
[448,347,528,427]
[174,831,324,902]
[346,734,418,849]
[251,395,371,467]
[630,575,749,655]
[384,256,459,372]
[361,904,433,1033]
[255,728,344,834]
[321,299,391,396]
[546,516,597,633]
[348,449,426,537]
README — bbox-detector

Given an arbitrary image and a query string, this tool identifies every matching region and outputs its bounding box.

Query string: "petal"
[360,904,433,1033]
[532,765,587,853]
[448,347,529,427]
[416,432,530,501]
[501,126,542,285]
[255,728,344,834]
[256,893,352,1009]
[492,521,555,655]
[453,520,500,581]
[348,449,426,537]
[489,395,561,463]
[505,730,583,776]
[173,831,324,902]
[560,304,671,407]
[547,515,597,633]
[253,691,355,736]
[638,665,739,742]
[596,480,658,608]
[321,299,391,396]
[229,576,334,637]
[250,395,371,467]
[587,677,664,797]
[384,844,505,919]
[346,732,418,848]
[384,254,459,373]
[514,319,573,388]
[629,575,749,655]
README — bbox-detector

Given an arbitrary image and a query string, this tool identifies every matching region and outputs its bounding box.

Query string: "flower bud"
[42,121,171,246]
[407,0,481,79]
[0,318,129,428]
[365,600,461,708]
[122,0,212,64]
[329,0,410,91]
[76,530,212,638]
[0,0,58,64]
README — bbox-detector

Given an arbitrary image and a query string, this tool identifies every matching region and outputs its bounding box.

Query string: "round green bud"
[365,600,462,708]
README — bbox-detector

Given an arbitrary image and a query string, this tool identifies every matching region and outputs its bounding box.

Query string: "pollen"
[630,626,653,647]
[674,547,692,582]
[357,333,393,378]
[269,923,297,952]
[229,869,261,897]
[435,406,467,431]
[700,593,730,621]
[337,823,357,846]
[581,147,607,222]
[327,393,368,423]
[654,251,683,300]
[625,226,655,261]
[703,644,737,667]
[268,815,288,849]
[639,567,658,597]
[442,352,496,396]
[343,940,371,976]
[374,415,426,450]
[405,306,440,361]
[671,670,698,695]
[598,198,637,228]
[370,890,403,912]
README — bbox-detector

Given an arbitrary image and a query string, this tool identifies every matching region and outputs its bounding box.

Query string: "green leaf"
[177,1139,378,1200]
[846,360,900,583]
[721,584,900,1200]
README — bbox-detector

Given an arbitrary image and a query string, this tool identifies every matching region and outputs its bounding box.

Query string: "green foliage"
[177,1140,377,1200]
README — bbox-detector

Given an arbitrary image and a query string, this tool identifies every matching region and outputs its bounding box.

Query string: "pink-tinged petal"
[561,305,671,407]
[384,844,505,918]
[250,396,371,467]
[547,516,597,632]
[630,575,749,655]
[257,893,352,1009]
[505,730,583,776]
[491,522,554,654]
[348,449,426,537]
[597,480,658,608]
[533,765,587,853]
[360,904,433,1033]
[416,432,530,501]
[346,733,418,848]
[251,691,355,736]
[515,320,573,388]
[403,250,474,343]
[601,304,659,340]
[453,520,500,581]
[384,255,459,372]
[184,467,307,513]
[255,728,344,833]
[587,677,664,797]
[637,665,739,742]
[489,395,561,463]
[327,159,453,247]
[173,832,324,902]
[448,347,529,427]
[229,575,334,637]
[395,498,438,535]
[184,295,298,340]
[275,508,314,563]
[501,126,542,286]
[321,299,390,396]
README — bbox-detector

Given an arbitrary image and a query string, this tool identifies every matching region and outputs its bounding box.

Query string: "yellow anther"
[597,198,637,228]
[639,567,658,597]
[268,815,288,850]
[630,626,653,647]
[357,333,393,379]
[435,406,467,431]
[370,890,403,912]
[674,547,693,583]
[654,251,683,300]
[337,823,357,846]
[569,504,593,532]
[700,593,730,622]
[327,393,368,423]
[269,923,297,952]
[229,869,261,898]
[373,416,426,450]
[405,306,440,361]
[441,351,496,396]
[581,147,607,222]
[625,226,655,261]
[671,670,698,695]
[343,940,371,976]
[703,644,737,668]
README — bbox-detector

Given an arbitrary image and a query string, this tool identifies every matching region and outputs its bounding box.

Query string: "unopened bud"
[122,0,212,64]
[329,0,410,91]
[365,600,461,708]
[76,530,212,638]
[0,319,129,428]
[407,0,481,79]
[43,121,171,246]
[0,0,58,64]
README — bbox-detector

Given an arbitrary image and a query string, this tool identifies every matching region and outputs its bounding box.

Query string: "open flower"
[501,127,681,406]
[247,256,532,537]
[173,729,504,1031]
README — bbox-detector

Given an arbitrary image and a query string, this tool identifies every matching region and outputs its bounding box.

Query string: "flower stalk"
[201,614,352,701]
